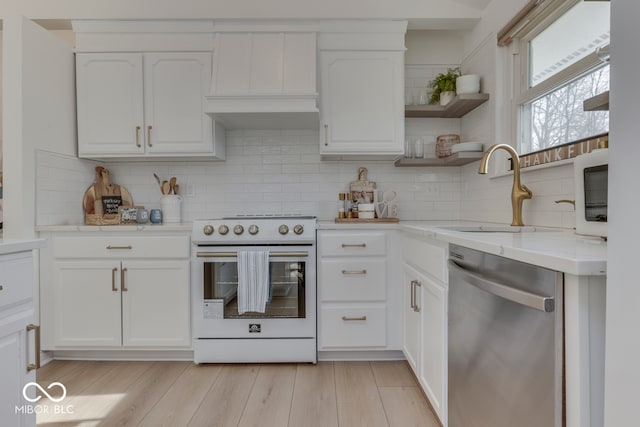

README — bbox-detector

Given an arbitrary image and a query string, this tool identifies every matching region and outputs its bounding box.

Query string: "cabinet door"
[144,52,214,154]
[53,261,122,347]
[418,274,447,423]
[121,260,190,347]
[0,317,34,427]
[319,51,403,156]
[76,53,145,156]
[402,264,421,374]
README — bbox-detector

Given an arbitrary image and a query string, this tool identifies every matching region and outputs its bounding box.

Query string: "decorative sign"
[518,134,608,169]
[101,196,123,215]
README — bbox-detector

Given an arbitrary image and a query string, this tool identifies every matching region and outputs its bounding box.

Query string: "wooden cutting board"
[83,184,133,215]
[83,166,133,224]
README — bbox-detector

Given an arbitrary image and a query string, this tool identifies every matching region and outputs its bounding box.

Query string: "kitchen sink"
[438,225,546,233]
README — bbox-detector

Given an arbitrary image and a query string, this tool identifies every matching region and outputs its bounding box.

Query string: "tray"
[335,218,399,223]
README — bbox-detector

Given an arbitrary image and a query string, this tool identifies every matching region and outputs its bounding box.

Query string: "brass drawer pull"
[324,124,329,146]
[147,125,153,147]
[413,281,422,313]
[111,267,118,292]
[135,126,141,147]
[341,243,366,248]
[342,269,367,275]
[121,267,128,292]
[26,324,40,372]
[342,316,367,321]
[106,245,132,250]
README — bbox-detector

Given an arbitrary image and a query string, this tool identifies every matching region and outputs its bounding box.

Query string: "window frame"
[511,0,609,158]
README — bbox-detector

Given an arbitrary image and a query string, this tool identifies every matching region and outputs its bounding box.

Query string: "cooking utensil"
[173,184,179,195]
[153,173,163,193]
[161,181,170,195]
[169,177,177,194]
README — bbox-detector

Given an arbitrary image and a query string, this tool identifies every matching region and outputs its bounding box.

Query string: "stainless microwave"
[574,149,608,238]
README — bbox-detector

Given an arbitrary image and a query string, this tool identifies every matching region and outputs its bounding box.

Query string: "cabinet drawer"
[0,252,34,310]
[403,235,447,283]
[319,232,386,257]
[320,259,386,301]
[53,235,190,259]
[319,306,386,348]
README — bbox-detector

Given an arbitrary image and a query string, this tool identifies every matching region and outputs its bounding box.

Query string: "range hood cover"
[205,94,319,130]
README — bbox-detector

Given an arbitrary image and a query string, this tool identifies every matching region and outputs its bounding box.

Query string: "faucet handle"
[521,184,533,198]
[555,199,576,209]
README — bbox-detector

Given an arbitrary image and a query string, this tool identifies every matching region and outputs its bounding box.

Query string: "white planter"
[456,74,481,94]
[439,91,456,106]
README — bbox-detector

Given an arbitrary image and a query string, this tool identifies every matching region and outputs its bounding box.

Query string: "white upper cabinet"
[318,21,407,159]
[143,52,218,154]
[73,20,225,160]
[76,53,146,156]
[77,52,224,159]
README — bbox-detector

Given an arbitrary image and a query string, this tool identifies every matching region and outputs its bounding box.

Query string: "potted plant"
[429,67,461,105]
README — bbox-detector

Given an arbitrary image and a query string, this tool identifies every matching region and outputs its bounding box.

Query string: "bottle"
[338,193,346,218]
[345,193,353,218]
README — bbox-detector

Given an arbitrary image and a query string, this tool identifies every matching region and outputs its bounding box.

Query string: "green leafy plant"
[428,67,461,104]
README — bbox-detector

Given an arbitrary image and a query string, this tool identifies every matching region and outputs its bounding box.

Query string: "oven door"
[192,245,316,338]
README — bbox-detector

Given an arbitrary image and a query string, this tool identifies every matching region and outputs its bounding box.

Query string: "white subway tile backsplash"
[34,121,575,228]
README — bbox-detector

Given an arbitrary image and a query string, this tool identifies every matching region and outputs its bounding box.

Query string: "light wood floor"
[35,360,440,427]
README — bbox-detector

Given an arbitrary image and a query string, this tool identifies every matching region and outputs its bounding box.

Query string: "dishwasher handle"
[448,259,555,313]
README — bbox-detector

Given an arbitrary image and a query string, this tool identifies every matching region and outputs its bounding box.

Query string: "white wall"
[457,0,577,229]
[604,1,640,424]
[2,17,76,238]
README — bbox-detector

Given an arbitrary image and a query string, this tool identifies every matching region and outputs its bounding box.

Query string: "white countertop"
[0,238,46,255]
[36,223,192,232]
[319,220,607,276]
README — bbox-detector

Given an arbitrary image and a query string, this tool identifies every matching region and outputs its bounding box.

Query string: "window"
[515,0,610,155]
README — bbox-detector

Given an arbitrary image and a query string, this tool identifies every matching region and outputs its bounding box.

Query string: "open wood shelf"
[583,91,609,111]
[394,151,484,167]
[405,93,490,118]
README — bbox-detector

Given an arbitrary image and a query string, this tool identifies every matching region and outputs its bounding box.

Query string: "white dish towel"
[237,250,270,314]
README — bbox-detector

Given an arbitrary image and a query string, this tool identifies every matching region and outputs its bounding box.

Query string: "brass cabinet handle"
[111,267,118,292]
[26,324,40,372]
[413,281,422,313]
[121,267,128,292]
[342,316,367,321]
[135,126,141,147]
[342,269,367,275]
[147,125,153,147]
[106,245,132,250]
[341,243,366,248]
[410,280,416,310]
[324,124,328,146]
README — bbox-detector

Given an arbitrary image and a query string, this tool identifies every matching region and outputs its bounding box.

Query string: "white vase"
[456,74,481,94]
[439,91,456,106]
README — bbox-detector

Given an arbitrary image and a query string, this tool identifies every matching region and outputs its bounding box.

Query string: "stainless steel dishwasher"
[448,244,563,427]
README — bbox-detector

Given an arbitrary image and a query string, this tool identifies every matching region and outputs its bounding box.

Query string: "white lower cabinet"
[402,234,448,425]
[0,248,41,427]
[40,233,191,350]
[318,230,401,353]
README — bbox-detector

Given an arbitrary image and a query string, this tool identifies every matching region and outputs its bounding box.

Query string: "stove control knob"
[248,224,259,235]
[234,225,244,235]
[218,225,229,235]
[278,224,289,235]
[293,224,304,235]
[203,225,214,236]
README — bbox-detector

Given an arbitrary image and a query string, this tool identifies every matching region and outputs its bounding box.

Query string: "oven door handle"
[196,251,309,258]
